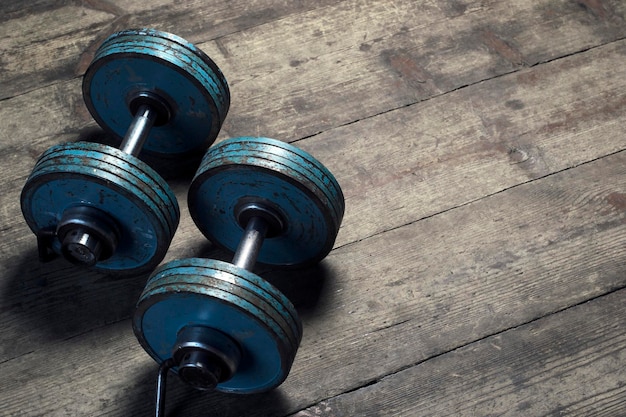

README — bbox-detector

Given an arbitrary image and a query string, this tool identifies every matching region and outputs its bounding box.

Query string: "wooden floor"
[2,0,626,415]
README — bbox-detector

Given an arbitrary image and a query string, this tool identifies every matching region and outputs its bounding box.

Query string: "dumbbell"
[132,137,345,415]
[20,29,229,275]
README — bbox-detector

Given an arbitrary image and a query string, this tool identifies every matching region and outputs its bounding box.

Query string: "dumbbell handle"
[232,216,269,271]
[151,215,275,416]
[155,358,174,417]
[52,104,158,267]
[120,104,158,157]
[49,104,159,267]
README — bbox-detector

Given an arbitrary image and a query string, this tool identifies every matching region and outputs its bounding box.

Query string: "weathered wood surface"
[293,289,626,417]
[2,136,626,416]
[0,0,342,99]
[4,18,626,368]
[1,0,626,416]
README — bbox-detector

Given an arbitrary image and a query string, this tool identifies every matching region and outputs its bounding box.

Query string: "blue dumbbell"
[132,137,345,414]
[20,29,229,275]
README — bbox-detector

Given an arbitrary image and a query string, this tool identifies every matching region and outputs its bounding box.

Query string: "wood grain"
[1,148,624,416]
[294,38,626,246]
[292,289,626,417]
[3,34,626,249]
[2,37,625,367]
[205,0,626,140]
[1,0,626,416]
[0,0,343,100]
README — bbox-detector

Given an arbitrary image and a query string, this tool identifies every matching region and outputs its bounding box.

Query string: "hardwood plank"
[2,0,624,171]
[1,1,626,415]
[2,0,625,112]
[3,36,626,246]
[0,4,115,100]
[0,0,343,99]
[1,148,624,416]
[292,289,626,417]
[206,0,626,140]
[2,36,625,365]
[276,38,626,246]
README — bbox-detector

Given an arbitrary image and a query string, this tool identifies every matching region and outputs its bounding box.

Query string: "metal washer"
[133,258,302,394]
[20,141,179,275]
[188,137,345,268]
[82,28,230,157]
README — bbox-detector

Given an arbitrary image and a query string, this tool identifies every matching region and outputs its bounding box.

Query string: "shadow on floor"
[0,244,148,361]
[121,359,295,417]
[76,125,204,180]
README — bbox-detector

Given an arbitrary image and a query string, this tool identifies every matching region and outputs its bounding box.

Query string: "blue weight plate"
[149,258,302,349]
[33,142,179,236]
[20,142,179,275]
[83,28,229,157]
[133,258,301,394]
[188,137,345,267]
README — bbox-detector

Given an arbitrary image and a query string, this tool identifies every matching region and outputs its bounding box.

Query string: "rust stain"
[388,51,428,83]
[606,192,626,211]
[577,0,610,20]
[516,70,540,86]
[540,91,626,135]
[481,30,525,66]
[382,49,437,92]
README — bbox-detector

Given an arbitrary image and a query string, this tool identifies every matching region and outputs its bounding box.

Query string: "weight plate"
[20,142,179,275]
[133,258,302,394]
[83,28,229,157]
[188,137,345,267]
